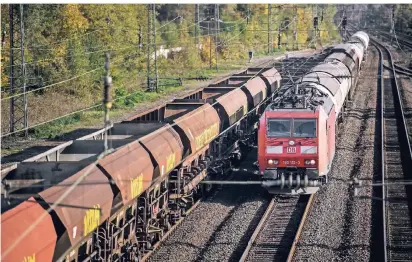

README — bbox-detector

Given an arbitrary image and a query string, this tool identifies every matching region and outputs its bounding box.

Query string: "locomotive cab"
[258,110,330,195]
[257,31,368,195]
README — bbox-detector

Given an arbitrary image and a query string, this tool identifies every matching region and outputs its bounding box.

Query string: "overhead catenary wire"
[2,54,284,258]
[2,29,231,135]
[1,27,221,92]
[0,7,398,256]
[1,50,140,101]
[3,46,365,191]
[1,73,147,137]
[2,21,223,71]
[3,46,338,259]
[2,7,324,76]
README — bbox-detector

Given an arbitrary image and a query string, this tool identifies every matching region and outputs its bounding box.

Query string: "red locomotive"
[258,31,370,194]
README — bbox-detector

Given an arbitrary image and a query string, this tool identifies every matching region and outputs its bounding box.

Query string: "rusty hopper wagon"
[1,66,281,262]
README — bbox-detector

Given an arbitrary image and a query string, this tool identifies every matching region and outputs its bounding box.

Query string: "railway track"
[239,195,313,262]
[378,31,412,50]
[375,39,412,261]
[146,51,327,262]
[2,48,322,262]
[393,64,412,77]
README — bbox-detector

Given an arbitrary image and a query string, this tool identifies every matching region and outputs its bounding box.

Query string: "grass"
[26,52,280,140]
[1,148,22,156]
[31,87,182,139]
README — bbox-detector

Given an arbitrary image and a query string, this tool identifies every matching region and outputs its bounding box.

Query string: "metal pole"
[9,5,15,133]
[267,4,271,53]
[153,4,158,92]
[20,5,27,137]
[9,4,28,137]
[390,5,395,45]
[138,25,142,51]
[294,5,298,50]
[103,53,112,154]
[195,4,199,49]
[278,25,281,51]
[147,5,151,91]
[146,4,158,92]
[215,4,219,71]
[246,4,250,25]
[208,19,211,69]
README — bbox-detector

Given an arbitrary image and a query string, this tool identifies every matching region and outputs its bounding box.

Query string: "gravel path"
[293,48,380,262]
[148,148,269,262]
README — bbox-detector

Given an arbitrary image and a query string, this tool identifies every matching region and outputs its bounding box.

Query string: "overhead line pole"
[214,4,219,71]
[9,4,28,137]
[208,15,211,69]
[146,4,158,92]
[267,4,272,54]
[195,4,199,51]
[103,53,112,154]
[293,5,298,50]
[277,6,281,51]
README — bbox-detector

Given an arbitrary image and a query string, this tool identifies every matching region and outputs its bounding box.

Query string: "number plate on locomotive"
[283,160,301,165]
[286,147,296,153]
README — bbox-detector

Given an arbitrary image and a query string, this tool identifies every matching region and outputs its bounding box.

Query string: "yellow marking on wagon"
[23,253,35,262]
[131,175,144,199]
[83,204,100,236]
[166,153,176,174]
[195,123,219,150]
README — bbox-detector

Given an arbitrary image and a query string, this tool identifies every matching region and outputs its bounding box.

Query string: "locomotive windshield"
[293,119,316,138]
[267,119,291,137]
[267,118,316,138]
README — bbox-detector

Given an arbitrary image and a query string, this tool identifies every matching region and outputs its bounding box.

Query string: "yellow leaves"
[295,7,311,45]
[251,4,268,15]
[61,4,88,33]
[200,36,216,65]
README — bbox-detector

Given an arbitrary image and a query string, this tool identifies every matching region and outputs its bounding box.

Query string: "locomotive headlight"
[289,140,295,146]
[267,159,279,165]
[305,159,316,165]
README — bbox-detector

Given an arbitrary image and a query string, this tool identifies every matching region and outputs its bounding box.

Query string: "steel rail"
[373,37,412,262]
[239,195,313,262]
[286,194,315,262]
[238,198,276,262]
[375,40,388,262]
[138,57,282,262]
[144,50,324,262]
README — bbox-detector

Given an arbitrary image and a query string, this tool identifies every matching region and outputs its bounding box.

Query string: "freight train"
[1,64,282,261]
[258,31,370,194]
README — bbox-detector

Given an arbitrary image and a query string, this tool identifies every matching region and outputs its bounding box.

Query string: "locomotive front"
[258,109,324,194]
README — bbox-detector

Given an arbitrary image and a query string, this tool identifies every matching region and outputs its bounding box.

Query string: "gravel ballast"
[293,48,380,262]
[148,150,269,262]
[149,51,330,262]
